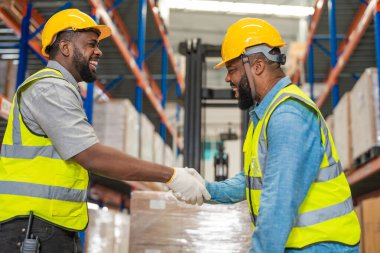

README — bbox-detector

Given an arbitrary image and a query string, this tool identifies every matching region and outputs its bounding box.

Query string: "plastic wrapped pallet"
[153,132,164,164]
[333,92,352,170]
[129,191,252,253]
[350,68,380,162]
[114,212,131,253]
[85,208,130,253]
[140,114,155,162]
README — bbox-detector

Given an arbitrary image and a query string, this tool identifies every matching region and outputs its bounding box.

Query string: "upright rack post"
[328,0,339,107]
[16,2,32,89]
[160,45,168,141]
[308,43,315,101]
[137,0,147,157]
[375,2,380,101]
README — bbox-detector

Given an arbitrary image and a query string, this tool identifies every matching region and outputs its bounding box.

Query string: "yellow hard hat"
[214,18,285,69]
[41,9,111,57]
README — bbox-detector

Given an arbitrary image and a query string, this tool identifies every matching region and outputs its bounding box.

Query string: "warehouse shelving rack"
[0,1,184,193]
[293,0,380,198]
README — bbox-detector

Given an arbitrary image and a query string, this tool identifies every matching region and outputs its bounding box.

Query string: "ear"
[252,59,265,76]
[58,40,72,57]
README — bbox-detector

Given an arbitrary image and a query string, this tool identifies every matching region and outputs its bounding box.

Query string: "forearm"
[72,143,174,183]
[206,171,246,204]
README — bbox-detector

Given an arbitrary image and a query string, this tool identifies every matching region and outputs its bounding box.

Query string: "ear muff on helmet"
[245,45,286,65]
[214,18,285,69]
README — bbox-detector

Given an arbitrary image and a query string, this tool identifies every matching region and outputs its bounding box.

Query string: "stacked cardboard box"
[153,132,164,164]
[326,114,334,137]
[140,114,155,162]
[124,100,140,158]
[355,197,380,253]
[164,145,174,167]
[333,92,352,170]
[129,191,252,253]
[93,99,139,157]
[85,208,130,253]
[350,68,380,161]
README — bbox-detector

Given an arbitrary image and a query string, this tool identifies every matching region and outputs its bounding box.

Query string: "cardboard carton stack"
[129,191,252,253]
[93,99,140,157]
[333,92,352,170]
[164,145,174,167]
[350,68,380,162]
[153,132,164,164]
[355,197,380,253]
[140,114,155,162]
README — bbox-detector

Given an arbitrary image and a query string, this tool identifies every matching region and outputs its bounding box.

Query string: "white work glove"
[185,168,205,186]
[166,167,211,205]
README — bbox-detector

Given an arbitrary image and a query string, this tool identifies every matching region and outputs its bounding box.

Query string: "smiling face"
[71,30,102,82]
[225,58,254,110]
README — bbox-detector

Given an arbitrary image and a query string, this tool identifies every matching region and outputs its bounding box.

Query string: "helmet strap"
[241,55,256,102]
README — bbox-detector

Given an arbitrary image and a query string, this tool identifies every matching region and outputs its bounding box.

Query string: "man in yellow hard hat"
[0,9,210,252]
[187,18,360,252]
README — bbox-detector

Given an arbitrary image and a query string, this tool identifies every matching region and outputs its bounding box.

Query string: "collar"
[46,60,80,91]
[249,76,292,123]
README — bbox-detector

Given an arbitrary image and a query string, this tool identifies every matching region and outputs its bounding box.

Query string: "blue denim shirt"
[205,76,359,253]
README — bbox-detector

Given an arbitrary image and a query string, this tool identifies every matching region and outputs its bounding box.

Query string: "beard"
[73,46,97,83]
[237,74,254,110]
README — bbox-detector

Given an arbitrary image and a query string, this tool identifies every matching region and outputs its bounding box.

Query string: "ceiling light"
[166,0,314,18]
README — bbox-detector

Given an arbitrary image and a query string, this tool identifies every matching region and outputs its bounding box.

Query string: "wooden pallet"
[353,146,380,169]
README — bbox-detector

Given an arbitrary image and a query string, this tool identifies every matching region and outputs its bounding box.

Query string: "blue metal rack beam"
[16,2,32,89]
[313,39,331,57]
[328,0,339,108]
[160,45,168,141]
[136,0,146,114]
[375,5,380,105]
[308,44,315,101]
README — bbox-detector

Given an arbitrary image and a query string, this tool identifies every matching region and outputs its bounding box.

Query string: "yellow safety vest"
[243,84,360,248]
[0,68,89,231]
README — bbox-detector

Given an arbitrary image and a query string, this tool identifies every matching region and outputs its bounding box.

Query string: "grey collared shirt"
[19,60,99,160]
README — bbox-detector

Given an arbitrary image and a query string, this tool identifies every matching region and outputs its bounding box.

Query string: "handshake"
[166,167,211,205]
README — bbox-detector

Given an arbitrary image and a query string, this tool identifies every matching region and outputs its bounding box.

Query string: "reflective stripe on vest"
[295,196,353,227]
[0,181,87,202]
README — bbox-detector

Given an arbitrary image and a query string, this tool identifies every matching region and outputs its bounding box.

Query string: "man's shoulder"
[22,76,77,98]
[274,97,317,118]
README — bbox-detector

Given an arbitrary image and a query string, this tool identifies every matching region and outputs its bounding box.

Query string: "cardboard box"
[350,68,380,161]
[93,99,140,157]
[164,145,173,167]
[333,92,352,170]
[326,114,334,138]
[354,204,364,253]
[129,191,252,253]
[153,133,164,164]
[361,197,380,253]
[140,114,155,162]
